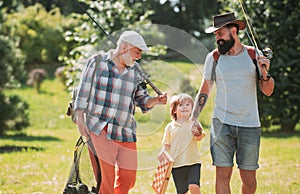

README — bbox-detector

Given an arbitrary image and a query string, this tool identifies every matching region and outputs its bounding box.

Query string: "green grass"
[0,62,299,194]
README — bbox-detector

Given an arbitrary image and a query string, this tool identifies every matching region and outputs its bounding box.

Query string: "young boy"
[158,93,205,194]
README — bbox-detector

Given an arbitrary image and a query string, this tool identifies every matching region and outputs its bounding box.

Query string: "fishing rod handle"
[134,62,163,95]
[262,64,271,80]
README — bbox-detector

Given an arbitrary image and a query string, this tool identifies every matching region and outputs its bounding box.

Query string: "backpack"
[210,47,260,82]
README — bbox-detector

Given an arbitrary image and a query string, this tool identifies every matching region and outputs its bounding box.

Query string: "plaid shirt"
[74,52,151,142]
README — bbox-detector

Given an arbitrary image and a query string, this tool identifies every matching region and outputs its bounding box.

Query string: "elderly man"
[74,31,167,194]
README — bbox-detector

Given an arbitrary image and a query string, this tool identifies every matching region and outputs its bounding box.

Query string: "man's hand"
[257,55,275,96]
[146,92,168,108]
[257,55,270,80]
[156,92,168,105]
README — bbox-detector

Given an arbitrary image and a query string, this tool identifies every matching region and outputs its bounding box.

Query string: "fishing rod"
[77,2,163,95]
[237,0,272,80]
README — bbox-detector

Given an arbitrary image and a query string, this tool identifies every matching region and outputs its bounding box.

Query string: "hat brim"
[205,20,246,33]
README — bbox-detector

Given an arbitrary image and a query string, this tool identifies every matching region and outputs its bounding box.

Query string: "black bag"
[63,136,101,194]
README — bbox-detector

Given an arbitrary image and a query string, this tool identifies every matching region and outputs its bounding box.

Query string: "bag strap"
[211,49,219,82]
[64,136,85,189]
[86,54,102,109]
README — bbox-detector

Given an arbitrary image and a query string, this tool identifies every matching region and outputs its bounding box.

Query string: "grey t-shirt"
[204,47,260,127]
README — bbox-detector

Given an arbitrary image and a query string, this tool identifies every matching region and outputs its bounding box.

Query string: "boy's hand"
[191,121,203,136]
[191,121,206,141]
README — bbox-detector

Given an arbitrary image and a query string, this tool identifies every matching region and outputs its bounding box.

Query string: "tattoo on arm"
[191,93,208,121]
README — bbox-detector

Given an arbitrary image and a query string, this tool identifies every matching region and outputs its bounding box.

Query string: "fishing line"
[237,0,260,51]
[236,0,272,79]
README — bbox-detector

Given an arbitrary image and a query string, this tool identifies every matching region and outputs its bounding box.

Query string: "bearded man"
[190,13,274,194]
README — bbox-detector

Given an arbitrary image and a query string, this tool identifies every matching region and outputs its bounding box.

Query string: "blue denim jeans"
[210,118,261,170]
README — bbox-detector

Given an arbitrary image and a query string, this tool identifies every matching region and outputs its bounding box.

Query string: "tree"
[221,0,300,131]
[0,8,30,135]
[179,77,196,98]
[0,0,83,15]
[127,0,219,38]
[125,0,219,52]
[3,4,67,66]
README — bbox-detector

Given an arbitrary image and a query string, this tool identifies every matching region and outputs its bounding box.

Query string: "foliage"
[0,93,30,136]
[221,0,300,131]
[179,77,196,98]
[0,8,26,87]
[130,0,219,38]
[0,35,26,88]
[2,3,67,66]
[0,0,85,15]
[0,7,29,135]
[26,68,47,93]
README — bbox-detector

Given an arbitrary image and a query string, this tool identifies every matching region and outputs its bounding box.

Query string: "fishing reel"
[260,45,273,80]
[262,46,273,59]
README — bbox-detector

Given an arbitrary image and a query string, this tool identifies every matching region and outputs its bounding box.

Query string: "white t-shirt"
[162,120,201,168]
[204,47,260,127]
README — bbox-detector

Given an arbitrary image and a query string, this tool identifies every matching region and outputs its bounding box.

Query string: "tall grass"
[0,62,299,194]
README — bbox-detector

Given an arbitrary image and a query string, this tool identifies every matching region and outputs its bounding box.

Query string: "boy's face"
[175,100,193,120]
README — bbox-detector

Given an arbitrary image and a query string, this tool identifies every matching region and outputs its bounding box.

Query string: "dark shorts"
[210,118,261,170]
[171,163,201,194]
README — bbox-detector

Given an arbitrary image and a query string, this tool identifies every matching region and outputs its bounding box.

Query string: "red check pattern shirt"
[74,52,150,142]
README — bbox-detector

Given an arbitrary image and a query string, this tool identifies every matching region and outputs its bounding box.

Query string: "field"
[0,61,299,194]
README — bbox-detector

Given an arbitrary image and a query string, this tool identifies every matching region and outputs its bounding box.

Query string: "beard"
[217,35,235,55]
[123,52,135,67]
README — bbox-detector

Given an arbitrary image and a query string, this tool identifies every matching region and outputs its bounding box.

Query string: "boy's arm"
[158,144,171,162]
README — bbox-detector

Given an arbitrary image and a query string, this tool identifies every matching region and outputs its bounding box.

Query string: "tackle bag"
[63,136,101,194]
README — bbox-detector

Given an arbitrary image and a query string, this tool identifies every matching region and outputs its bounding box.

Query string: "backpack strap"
[246,46,262,80]
[211,49,219,82]
[210,47,262,81]
[86,54,101,105]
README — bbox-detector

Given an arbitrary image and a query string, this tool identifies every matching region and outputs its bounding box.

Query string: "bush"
[0,35,26,88]
[0,93,30,136]
[3,3,68,66]
[0,10,29,135]
[179,77,196,98]
[26,68,47,93]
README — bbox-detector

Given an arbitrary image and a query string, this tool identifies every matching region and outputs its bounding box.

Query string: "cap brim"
[205,20,246,33]
[123,40,149,51]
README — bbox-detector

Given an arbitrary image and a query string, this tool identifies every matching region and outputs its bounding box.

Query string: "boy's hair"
[170,93,194,121]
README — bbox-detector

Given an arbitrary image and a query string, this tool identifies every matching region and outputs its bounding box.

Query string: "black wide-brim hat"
[205,12,246,33]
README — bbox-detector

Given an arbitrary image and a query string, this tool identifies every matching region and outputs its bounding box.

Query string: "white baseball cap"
[118,31,149,51]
